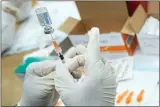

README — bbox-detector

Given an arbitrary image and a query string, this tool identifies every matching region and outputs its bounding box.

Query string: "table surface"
[116,71,159,106]
[55,71,159,106]
[2,50,37,106]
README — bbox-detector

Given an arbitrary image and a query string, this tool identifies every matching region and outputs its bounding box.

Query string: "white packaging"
[137,33,159,55]
[3,1,32,21]
[69,33,128,59]
[108,56,133,82]
[1,10,16,53]
[100,52,128,60]
[69,33,124,47]
[140,16,159,36]
[137,16,159,55]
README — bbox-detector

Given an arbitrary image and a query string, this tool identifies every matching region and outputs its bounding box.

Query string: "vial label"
[36,7,52,26]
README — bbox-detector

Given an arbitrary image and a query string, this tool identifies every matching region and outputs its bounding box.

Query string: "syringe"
[35,7,65,63]
[53,40,65,63]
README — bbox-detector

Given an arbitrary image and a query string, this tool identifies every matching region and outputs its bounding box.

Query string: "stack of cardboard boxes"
[58,1,159,56]
[58,1,137,57]
[127,1,159,55]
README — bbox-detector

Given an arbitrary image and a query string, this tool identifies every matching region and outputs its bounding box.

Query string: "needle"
[50,33,54,40]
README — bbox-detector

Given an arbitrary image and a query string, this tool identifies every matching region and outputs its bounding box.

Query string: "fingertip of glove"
[88,27,100,40]
[91,27,100,35]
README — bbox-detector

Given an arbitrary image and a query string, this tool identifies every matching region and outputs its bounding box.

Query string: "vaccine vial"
[35,7,52,26]
[35,7,54,34]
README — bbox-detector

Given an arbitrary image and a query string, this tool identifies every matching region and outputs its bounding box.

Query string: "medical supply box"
[59,1,139,56]
[125,2,159,55]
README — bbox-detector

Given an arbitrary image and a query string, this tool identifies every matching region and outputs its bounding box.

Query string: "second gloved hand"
[17,60,59,106]
[55,27,118,106]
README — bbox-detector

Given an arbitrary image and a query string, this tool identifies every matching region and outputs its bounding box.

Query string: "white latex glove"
[17,45,86,106]
[55,27,117,106]
[17,60,59,106]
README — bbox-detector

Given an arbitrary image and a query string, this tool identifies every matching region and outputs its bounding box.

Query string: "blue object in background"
[15,57,54,73]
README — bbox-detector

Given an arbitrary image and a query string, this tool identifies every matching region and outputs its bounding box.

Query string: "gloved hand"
[17,45,86,106]
[17,60,59,106]
[55,27,117,106]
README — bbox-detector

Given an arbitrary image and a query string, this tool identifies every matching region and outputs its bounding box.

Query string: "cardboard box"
[50,37,73,56]
[122,2,159,55]
[58,1,138,56]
